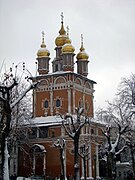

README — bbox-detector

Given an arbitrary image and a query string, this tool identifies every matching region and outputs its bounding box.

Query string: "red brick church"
[11,13,105,179]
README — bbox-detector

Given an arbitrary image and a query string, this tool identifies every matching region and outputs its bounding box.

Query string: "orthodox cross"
[61,12,64,22]
[81,34,83,45]
[42,31,45,43]
[66,26,69,35]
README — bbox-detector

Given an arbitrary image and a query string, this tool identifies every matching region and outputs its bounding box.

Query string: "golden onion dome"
[55,12,68,47]
[62,27,75,54]
[76,34,89,61]
[62,40,75,53]
[37,31,50,58]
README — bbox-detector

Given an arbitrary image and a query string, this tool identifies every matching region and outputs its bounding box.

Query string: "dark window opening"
[13,164,16,173]
[55,64,58,71]
[28,127,37,139]
[119,171,121,177]
[56,99,61,107]
[44,100,49,108]
[39,127,48,138]
[52,131,55,137]
[91,128,94,134]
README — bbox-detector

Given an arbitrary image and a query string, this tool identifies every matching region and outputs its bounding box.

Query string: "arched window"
[44,100,49,108]
[56,99,61,107]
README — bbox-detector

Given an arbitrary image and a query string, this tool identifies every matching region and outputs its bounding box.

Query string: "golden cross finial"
[80,34,85,51]
[66,26,69,35]
[42,31,45,43]
[81,34,83,45]
[61,12,64,22]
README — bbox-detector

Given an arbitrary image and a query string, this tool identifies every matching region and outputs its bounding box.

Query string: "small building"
[116,162,133,180]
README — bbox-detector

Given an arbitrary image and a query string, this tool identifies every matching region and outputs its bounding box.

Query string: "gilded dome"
[55,13,68,47]
[55,34,68,47]
[76,35,89,60]
[62,35,75,53]
[37,32,50,58]
[37,47,50,58]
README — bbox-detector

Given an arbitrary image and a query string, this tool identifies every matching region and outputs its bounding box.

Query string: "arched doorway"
[31,144,46,177]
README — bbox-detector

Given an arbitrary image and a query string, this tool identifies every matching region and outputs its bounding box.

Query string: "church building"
[15,13,105,179]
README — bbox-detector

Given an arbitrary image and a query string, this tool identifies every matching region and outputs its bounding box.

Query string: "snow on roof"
[91,118,107,126]
[33,71,96,84]
[32,144,46,152]
[25,115,106,128]
[116,161,131,167]
[26,115,63,127]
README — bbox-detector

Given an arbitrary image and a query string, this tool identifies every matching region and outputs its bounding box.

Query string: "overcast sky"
[0,0,135,109]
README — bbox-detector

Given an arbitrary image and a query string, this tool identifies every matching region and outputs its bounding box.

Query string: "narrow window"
[119,171,121,177]
[52,131,55,137]
[44,100,49,108]
[91,128,94,134]
[56,99,61,107]
[55,64,58,71]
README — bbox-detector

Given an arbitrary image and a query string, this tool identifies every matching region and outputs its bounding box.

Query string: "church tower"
[76,34,89,77]
[52,12,68,72]
[37,31,50,75]
[61,26,75,72]
[33,13,95,118]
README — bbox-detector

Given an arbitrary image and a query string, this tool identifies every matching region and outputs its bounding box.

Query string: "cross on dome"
[42,31,45,44]
[66,26,69,35]
[80,34,85,51]
[61,12,64,23]
[81,34,83,46]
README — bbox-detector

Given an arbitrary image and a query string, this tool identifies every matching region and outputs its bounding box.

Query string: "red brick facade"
[17,15,105,179]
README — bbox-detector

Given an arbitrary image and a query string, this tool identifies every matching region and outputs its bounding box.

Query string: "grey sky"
[0,0,135,109]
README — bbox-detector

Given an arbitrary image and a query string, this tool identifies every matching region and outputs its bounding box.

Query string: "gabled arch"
[54,76,66,84]
[32,144,46,153]
[39,79,49,86]
[75,78,82,85]
[85,81,92,90]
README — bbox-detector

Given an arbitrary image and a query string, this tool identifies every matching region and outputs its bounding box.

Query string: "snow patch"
[3,139,9,180]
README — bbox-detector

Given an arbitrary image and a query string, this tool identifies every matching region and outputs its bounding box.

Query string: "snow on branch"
[115,144,127,155]
[11,82,39,109]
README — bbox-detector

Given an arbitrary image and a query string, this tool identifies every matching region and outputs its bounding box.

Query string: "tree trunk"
[131,148,135,180]
[3,139,9,180]
[74,136,80,180]
[60,149,65,180]
[107,153,113,179]
[1,94,11,179]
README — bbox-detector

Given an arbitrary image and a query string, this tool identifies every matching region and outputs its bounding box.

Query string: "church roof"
[25,116,63,127]
[32,71,96,84]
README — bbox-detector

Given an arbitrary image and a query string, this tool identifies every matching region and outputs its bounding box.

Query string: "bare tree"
[61,107,90,180]
[126,131,135,179]
[79,144,89,180]
[96,73,135,179]
[54,138,66,180]
[101,123,129,179]
[0,62,38,179]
